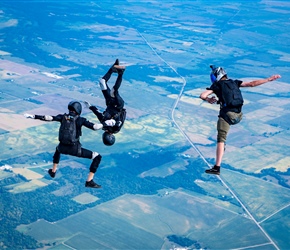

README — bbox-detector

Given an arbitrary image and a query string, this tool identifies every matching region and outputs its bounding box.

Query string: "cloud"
[0,19,18,29]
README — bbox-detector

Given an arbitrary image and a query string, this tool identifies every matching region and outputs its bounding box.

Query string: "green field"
[20,191,275,249]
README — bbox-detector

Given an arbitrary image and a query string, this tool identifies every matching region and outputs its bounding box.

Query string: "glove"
[24,113,35,119]
[44,115,53,121]
[83,101,91,108]
[104,119,116,126]
[93,123,103,130]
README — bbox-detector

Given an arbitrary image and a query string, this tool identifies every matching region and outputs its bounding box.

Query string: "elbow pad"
[93,123,103,130]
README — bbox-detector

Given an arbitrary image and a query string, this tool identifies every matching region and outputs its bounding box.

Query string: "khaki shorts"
[217,111,243,143]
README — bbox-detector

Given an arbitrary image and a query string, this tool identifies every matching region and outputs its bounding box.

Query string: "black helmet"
[210,65,227,83]
[68,101,82,115]
[102,131,115,146]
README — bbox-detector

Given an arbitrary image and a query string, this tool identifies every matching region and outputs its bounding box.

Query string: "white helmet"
[210,65,227,83]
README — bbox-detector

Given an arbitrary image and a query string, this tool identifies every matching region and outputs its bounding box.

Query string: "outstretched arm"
[89,106,104,122]
[24,114,54,121]
[240,74,281,87]
[200,89,218,104]
[89,119,116,130]
[84,101,104,122]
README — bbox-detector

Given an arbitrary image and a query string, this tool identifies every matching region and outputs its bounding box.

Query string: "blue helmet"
[68,101,82,115]
[210,65,227,83]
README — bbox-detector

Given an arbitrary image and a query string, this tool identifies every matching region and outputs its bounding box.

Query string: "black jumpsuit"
[34,112,101,173]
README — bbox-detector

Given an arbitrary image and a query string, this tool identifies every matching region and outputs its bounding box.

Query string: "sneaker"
[48,169,56,178]
[205,166,220,175]
[114,59,119,66]
[111,59,119,72]
[85,179,101,188]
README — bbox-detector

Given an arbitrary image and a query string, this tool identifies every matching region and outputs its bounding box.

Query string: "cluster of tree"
[0,144,201,248]
[257,167,290,188]
[0,186,42,249]
[167,234,206,249]
[0,173,87,249]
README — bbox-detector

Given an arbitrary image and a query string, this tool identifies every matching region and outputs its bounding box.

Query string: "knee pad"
[99,78,107,90]
[92,151,99,160]
[89,154,102,173]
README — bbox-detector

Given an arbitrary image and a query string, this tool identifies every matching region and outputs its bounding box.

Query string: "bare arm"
[240,74,281,87]
[200,89,217,104]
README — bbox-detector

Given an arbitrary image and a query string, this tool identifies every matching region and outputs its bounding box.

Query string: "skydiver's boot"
[102,59,119,82]
[205,165,220,175]
[113,65,125,74]
[111,59,119,72]
[48,169,56,178]
[85,179,101,188]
